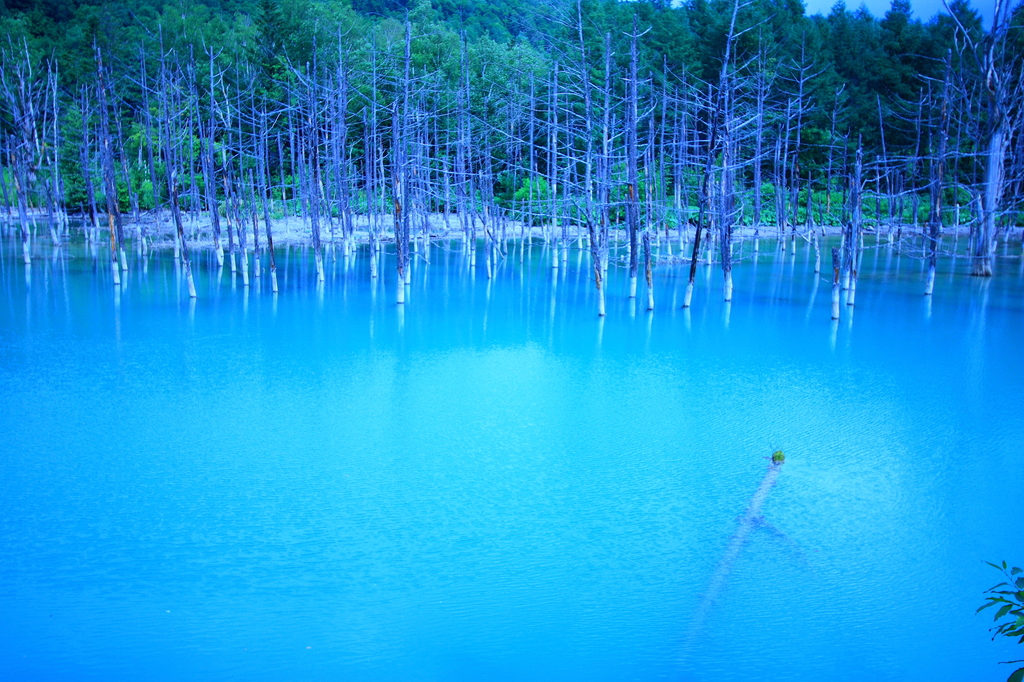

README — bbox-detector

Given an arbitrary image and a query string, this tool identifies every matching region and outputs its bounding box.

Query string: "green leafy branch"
[978,561,1024,682]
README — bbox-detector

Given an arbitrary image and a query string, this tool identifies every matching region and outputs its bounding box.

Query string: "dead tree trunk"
[257,106,278,292]
[625,18,641,299]
[204,49,224,266]
[684,0,739,307]
[96,47,123,284]
[160,51,196,297]
[846,141,864,306]
[831,247,841,320]
[926,54,952,296]
[393,22,414,303]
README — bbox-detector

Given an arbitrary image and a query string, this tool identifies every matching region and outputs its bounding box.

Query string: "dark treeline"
[0,0,1022,307]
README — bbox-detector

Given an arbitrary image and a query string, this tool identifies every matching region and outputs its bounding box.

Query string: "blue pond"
[1,236,1022,680]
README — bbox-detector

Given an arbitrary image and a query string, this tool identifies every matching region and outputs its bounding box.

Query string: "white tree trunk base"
[186,265,197,298]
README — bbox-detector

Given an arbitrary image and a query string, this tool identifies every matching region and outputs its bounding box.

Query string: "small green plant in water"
[771,450,785,465]
[978,560,1024,682]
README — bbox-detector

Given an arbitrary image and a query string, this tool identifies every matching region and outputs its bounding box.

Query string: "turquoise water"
[1,236,1022,680]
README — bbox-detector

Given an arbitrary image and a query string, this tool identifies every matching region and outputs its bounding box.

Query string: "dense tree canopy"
[0,0,1020,281]
[0,0,1007,140]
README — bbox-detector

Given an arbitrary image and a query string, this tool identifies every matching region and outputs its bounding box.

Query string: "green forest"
[0,0,1021,291]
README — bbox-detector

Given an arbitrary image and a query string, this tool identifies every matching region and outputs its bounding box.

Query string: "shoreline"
[2,208,1013,245]
[1,211,1020,271]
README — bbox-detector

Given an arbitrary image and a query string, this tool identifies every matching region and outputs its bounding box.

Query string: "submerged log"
[685,455,786,648]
